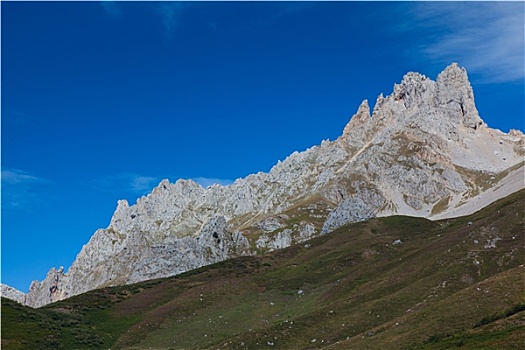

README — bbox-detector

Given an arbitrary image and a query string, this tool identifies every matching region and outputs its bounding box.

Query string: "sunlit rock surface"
[12,64,523,307]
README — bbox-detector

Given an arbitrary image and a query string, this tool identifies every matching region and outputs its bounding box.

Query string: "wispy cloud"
[129,175,159,193]
[87,173,232,194]
[99,2,188,40]
[1,169,42,185]
[88,173,160,196]
[3,110,32,125]
[101,1,122,18]
[407,2,524,84]
[192,177,233,188]
[157,2,186,40]
[269,2,316,22]
[1,169,51,210]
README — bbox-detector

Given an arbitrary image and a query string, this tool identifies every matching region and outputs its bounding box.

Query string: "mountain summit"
[8,63,524,307]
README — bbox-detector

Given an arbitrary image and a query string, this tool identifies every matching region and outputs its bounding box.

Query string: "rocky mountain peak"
[436,63,482,130]
[392,71,434,109]
[437,62,469,86]
[509,129,524,137]
[342,99,370,135]
[9,64,524,308]
[339,63,485,153]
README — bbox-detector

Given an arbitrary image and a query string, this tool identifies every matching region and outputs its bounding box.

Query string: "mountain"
[2,189,524,349]
[6,63,524,308]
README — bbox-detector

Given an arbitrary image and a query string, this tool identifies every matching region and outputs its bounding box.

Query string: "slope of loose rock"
[432,162,524,220]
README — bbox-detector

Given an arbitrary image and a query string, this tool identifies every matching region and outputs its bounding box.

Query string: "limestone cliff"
[13,63,525,307]
[1,284,25,304]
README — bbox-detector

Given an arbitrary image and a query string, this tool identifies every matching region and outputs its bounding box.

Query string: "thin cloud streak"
[409,2,524,84]
[268,2,316,22]
[129,175,159,193]
[87,174,233,196]
[101,1,122,18]
[88,173,160,196]
[100,2,185,40]
[157,2,185,40]
[3,110,32,126]
[1,169,51,210]
[2,169,43,185]
[192,177,233,188]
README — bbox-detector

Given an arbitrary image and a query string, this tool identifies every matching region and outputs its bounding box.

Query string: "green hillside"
[2,189,524,350]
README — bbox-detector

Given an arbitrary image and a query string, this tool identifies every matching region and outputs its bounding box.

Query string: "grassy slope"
[2,189,524,350]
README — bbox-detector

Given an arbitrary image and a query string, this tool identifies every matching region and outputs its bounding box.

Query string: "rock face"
[11,63,524,308]
[1,284,26,304]
[322,197,377,234]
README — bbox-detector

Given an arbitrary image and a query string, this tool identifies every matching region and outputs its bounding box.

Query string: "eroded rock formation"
[10,63,524,307]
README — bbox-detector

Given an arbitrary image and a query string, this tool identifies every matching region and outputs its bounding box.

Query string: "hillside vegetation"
[2,189,524,350]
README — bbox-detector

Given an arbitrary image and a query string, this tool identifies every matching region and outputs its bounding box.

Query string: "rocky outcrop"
[24,267,68,307]
[22,215,251,308]
[10,63,524,308]
[129,215,250,283]
[322,197,378,234]
[1,284,26,304]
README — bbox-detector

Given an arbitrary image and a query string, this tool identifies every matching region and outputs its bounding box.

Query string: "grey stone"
[9,63,523,307]
[1,284,26,304]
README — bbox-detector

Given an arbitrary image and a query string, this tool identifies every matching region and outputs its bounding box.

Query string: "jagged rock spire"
[342,63,485,143]
[342,99,370,135]
[436,63,483,130]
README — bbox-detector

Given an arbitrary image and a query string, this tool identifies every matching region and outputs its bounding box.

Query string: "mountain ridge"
[3,63,524,307]
[2,188,524,349]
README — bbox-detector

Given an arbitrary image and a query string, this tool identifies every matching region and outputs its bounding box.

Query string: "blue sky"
[2,1,524,293]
